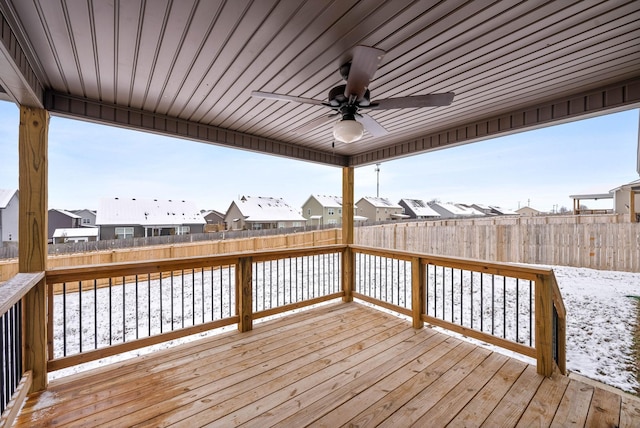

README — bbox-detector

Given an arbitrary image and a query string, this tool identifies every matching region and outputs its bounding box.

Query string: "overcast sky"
[0,101,638,213]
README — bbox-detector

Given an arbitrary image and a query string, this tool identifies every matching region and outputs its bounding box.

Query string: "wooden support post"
[535,274,554,376]
[18,106,49,392]
[342,167,354,302]
[630,191,636,223]
[411,257,425,329]
[237,256,253,332]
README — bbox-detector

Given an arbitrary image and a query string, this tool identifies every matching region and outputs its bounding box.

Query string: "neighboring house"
[516,206,543,217]
[469,204,518,216]
[202,209,226,225]
[201,209,226,232]
[427,202,483,219]
[301,195,344,227]
[71,209,97,227]
[398,199,441,220]
[48,209,81,241]
[0,188,19,243]
[52,228,99,244]
[355,197,407,222]
[610,178,640,220]
[96,197,206,239]
[224,196,307,230]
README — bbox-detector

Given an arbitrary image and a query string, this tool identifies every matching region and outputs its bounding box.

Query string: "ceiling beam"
[350,77,640,167]
[0,6,43,107]
[45,91,349,167]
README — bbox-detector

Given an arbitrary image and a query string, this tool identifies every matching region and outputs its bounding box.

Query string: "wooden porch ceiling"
[15,303,640,427]
[0,0,639,167]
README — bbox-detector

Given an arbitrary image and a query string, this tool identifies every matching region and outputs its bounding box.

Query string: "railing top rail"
[46,244,348,283]
[350,245,555,280]
[0,272,44,315]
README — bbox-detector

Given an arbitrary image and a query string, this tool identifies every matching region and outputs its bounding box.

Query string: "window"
[328,219,337,225]
[115,227,134,239]
[338,208,342,214]
[175,226,190,235]
[82,218,91,224]
[328,208,335,215]
[307,208,311,216]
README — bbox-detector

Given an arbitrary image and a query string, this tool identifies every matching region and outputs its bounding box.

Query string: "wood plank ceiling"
[0,0,639,167]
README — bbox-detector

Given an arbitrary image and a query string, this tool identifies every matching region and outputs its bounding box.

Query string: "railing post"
[342,166,354,303]
[18,106,49,393]
[535,274,554,376]
[237,256,253,332]
[411,257,424,329]
[342,247,354,303]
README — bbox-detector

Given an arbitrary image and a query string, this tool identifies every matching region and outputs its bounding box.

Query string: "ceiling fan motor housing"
[328,85,371,107]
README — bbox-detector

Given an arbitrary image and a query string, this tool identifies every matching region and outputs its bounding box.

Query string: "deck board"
[15,301,640,427]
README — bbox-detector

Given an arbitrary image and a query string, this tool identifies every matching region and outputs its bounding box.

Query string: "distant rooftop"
[96,197,206,226]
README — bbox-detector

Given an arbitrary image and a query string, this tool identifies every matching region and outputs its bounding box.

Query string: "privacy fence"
[1,214,638,284]
[355,214,640,272]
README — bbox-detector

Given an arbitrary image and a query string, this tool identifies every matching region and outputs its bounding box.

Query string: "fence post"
[237,256,253,332]
[342,247,354,302]
[411,257,425,329]
[535,274,554,376]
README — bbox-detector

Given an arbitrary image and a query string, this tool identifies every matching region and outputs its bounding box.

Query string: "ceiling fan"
[251,46,454,144]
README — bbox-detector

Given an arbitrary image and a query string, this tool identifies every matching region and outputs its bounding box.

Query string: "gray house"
[301,195,343,227]
[71,209,97,227]
[355,197,407,223]
[48,209,81,241]
[0,188,19,243]
[225,196,306,231]
[96,197,206,239]
[398,199,441,220]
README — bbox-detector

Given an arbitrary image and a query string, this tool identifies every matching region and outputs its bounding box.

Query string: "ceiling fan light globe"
[333,119,364,143]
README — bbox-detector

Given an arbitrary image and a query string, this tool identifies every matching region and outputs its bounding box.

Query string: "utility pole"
[375,163,381,197]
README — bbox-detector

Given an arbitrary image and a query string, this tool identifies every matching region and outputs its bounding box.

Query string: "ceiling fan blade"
[344,46,385,101]
[251,91,324,106]
[369,92,455,109]
[292,114,337,135]
[359,114,388,138]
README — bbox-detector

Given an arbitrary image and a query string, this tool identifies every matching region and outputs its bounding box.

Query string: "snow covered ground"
[49,264,640,395]
[551,265,639,394]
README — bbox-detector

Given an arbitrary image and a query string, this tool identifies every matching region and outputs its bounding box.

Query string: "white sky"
[0,101,638,213]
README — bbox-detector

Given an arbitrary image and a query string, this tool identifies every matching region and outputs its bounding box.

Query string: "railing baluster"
[79,280,83,353]
[516,278,520,343]
[148,273,152,337]
[94,279,98,348]
[63,282,67,356]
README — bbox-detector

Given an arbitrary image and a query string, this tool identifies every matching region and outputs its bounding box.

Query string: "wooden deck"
[15,302,640,427]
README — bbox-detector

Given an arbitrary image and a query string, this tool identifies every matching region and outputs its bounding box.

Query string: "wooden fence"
[355,214,640,272]
[2,213,638,283]
[0,229,340,284]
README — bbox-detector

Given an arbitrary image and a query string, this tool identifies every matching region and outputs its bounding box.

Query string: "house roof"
[400,199,441,217]
[50,209,81,219]
[96,197,206,226]
[52,228,99,238]
[488,206,518,215]
[429,202,483,217]
[609,178,640,192]
[0,188,17,209]
[358,197,402,209]
[231,196,306,222]
[1,2,637,167]
[309,195,342,208]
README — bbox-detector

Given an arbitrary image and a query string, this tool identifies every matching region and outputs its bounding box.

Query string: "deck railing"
[42,244,565,379]
[0,272,43,426]
[351,245,566,376]
[45,246,345,371]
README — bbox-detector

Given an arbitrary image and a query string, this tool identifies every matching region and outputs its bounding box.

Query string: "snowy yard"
[50,263,640,395]
[551,265,639,394]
